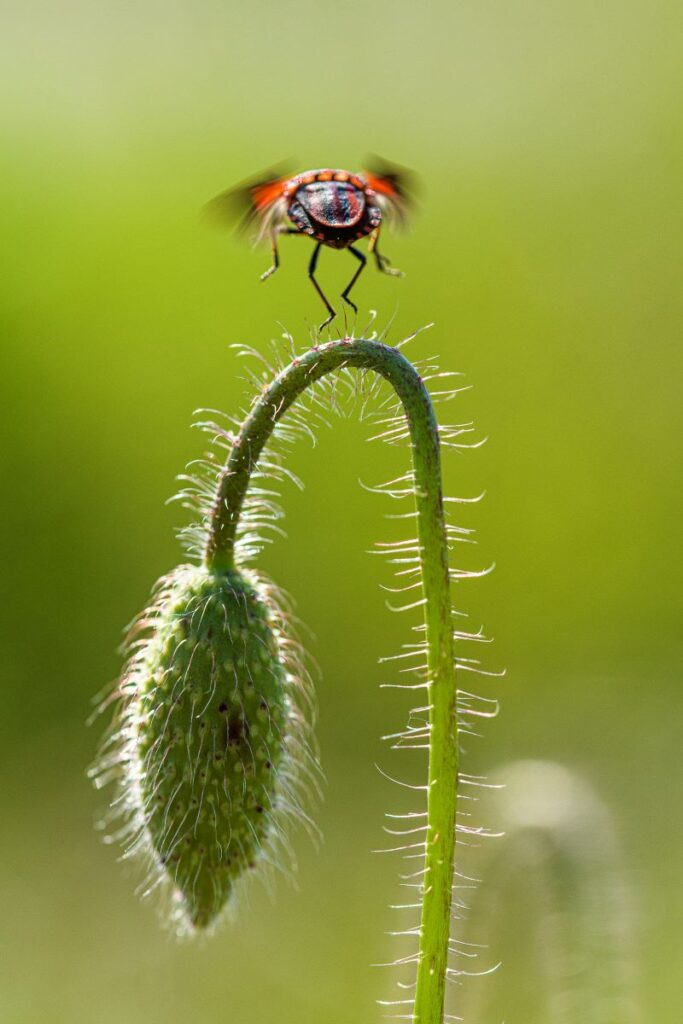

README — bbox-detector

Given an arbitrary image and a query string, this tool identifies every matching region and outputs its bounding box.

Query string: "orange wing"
[362,156,417,227]
[204,166,291,242]
[248,177,287,213]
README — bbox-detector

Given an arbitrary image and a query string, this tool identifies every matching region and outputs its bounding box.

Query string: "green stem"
[204,338,458,1024]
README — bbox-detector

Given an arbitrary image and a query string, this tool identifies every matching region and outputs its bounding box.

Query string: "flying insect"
[208,160,413,329]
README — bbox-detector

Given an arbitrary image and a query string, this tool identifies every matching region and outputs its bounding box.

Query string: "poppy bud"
[107,564,299,932]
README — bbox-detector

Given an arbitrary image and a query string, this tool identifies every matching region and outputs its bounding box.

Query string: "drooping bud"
[96,564,308,932]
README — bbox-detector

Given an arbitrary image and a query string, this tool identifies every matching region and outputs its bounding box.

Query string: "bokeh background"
[1,2,681,1021]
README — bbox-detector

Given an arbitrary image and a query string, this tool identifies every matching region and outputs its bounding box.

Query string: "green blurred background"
[1,2,681,1021]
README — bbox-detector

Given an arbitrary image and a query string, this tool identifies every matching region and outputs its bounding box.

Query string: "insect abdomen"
[296,181,366,229]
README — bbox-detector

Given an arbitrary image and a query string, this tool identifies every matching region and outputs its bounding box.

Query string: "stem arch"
[205,337,458,1024]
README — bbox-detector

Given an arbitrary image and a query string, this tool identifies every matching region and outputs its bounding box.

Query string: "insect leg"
[308,242,336,330]
[368,228,404,277]
[341,245,367,315]
[261,227,303,281]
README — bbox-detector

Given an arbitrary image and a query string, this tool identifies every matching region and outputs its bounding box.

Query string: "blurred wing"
[362,155,417,228]
[204,166,291,244]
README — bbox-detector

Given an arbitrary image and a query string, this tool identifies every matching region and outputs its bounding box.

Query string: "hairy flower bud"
[94,564,309,932]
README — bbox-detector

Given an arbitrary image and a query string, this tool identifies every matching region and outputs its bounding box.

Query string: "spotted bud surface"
[106,564,302,932]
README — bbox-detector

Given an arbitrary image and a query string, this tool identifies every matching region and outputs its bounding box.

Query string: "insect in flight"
[207,160,414,329]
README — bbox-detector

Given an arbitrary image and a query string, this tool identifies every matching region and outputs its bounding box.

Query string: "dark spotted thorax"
[284,169,382,248]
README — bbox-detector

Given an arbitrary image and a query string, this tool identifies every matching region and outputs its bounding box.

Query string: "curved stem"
[204,338,457,1024]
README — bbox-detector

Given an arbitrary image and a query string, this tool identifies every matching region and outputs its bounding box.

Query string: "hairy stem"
[205,337,457,1024]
